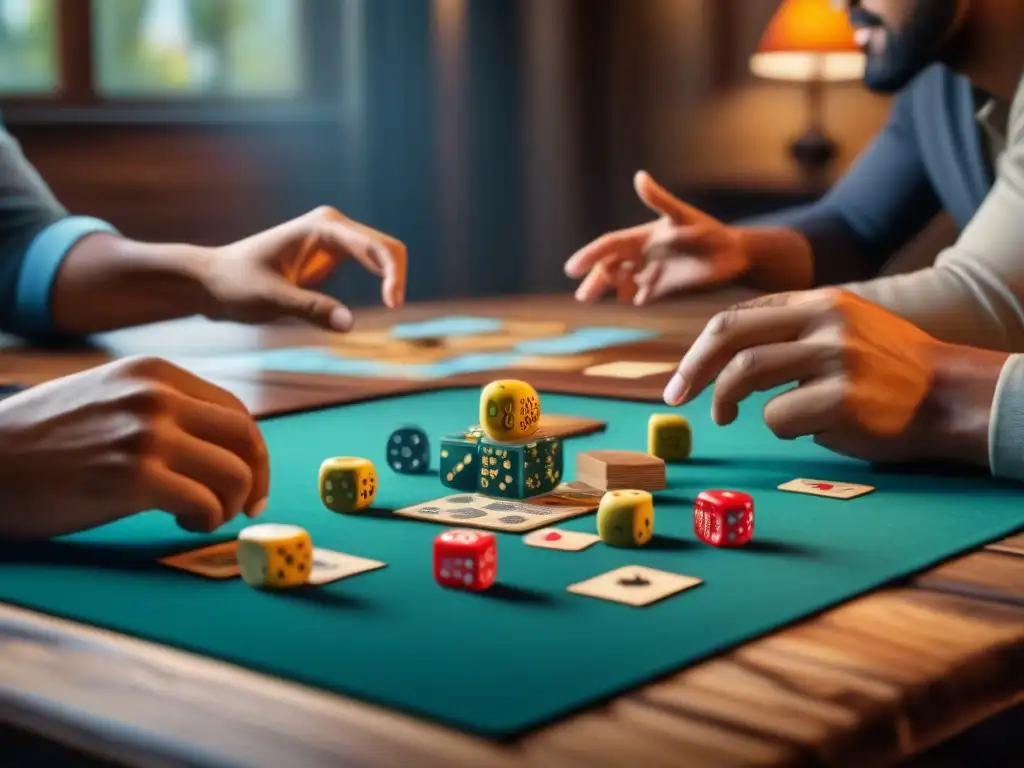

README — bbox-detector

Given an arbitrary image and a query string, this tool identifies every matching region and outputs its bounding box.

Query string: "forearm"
[735,227,815,294]
[50,234,214,334]
[735,207,886,293]
[920,342,1009,469]
[842,252,1024,351]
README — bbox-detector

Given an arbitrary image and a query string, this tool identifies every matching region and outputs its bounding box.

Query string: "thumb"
[634,170,706,225]
[265,284,354,332]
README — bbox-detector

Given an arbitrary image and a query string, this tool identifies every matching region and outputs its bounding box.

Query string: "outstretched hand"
[664,289,948,463]
[564,171,750,305]
[199,206,407,332]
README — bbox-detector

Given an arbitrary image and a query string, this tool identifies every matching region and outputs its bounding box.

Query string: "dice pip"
[433,529,497,591]
[694,490,754,547]
[387,425,430,474]
[648,413,692,462]
[596,490,655,547]
[439,431,484,491]
[478,433,562,499]
[479,379,541,442]
[319,457,378,513]
[237,524,313,588]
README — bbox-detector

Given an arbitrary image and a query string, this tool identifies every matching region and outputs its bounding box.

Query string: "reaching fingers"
[710,341,836,426]
[168,395,269,517]
[564,224,649,279]
[129,359,270,517]
[634,170,709,225]
[614,261,639,303]
[663,298,830,406]
[761,375,846,440]
[634,260,665,306]
[161,430,253,525]
[575,256,634,302]
[270,283,354,332]
[142,459,225,533]
[313,212,407,309]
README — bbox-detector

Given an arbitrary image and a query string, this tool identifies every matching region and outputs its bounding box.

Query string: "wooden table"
[0,293,1021,768]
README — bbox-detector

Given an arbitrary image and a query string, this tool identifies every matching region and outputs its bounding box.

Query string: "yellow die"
[319,457,378,513]
[237,523,313,588]
[596,490,655,547]
[479,379,541,442]
[648,413,692,462]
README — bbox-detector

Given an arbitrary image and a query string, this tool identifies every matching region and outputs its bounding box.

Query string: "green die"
[440,431,482,492]
[478,434,563,499]
[597,490,654,547]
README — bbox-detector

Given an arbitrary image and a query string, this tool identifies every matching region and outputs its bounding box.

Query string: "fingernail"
[663,373,687,405]
[249,498,268,518]
[330,306,353,331]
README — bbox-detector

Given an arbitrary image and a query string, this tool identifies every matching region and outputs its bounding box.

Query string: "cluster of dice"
[434,379,556,591]
[597,414,755,549]
[434,390,758,594]
[233,378,756,591]
[438,379,562,500]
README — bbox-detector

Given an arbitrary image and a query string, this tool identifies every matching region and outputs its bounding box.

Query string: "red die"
[694,490,754,547]
[433,529,497,591]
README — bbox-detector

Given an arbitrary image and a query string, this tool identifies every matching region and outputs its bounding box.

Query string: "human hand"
[198,206,407,332]
[661,289,950,463]
[564,171,751,305]
[0,357,269,539]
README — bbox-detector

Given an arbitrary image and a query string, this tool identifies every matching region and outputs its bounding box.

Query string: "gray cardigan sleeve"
[843,74,1024,351]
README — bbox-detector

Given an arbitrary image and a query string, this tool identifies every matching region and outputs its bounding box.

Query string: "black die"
[387,426,430,474]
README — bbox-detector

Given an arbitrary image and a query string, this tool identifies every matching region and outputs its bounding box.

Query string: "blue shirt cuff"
[12,215,119,337]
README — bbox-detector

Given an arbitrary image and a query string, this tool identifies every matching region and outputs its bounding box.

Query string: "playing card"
[394,485,600,533]
[568,566,702,607]
[523,527,600,552]
[307,549,386,585]
[160,541,240,579]
[582,360,677,379]
[777,478,876,500]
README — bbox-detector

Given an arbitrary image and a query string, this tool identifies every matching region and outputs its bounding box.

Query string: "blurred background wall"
[1,0,920,310]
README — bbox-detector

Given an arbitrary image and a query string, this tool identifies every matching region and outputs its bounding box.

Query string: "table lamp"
[749,0,865,168]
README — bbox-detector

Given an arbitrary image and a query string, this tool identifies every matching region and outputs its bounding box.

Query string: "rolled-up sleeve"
[0,123,117,339]
[844,77,1024,350]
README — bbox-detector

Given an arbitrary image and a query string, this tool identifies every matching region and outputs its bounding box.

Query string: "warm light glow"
[752,0,865,82]
[750,52,865,82]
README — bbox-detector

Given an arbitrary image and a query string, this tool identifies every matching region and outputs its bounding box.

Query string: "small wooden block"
[536,413,607,440]
[576,450,666,491]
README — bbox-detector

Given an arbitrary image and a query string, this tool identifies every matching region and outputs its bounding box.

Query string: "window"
[93,0,301,96]
[0,0,58,94]
[0,0,320,108]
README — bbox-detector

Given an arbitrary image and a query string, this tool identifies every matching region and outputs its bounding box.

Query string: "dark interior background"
[3,0,931,311]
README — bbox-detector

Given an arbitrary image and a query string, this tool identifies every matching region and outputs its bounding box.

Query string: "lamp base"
[789,128,837,170]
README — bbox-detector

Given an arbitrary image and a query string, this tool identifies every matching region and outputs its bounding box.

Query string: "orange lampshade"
[751,0,865,82]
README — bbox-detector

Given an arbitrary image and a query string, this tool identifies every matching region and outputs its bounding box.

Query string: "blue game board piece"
[390,316,504,340]
[415,353,523,377]
[513,326,658,356]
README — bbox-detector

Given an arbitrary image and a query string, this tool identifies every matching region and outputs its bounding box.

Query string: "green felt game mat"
[1,388,1022,738]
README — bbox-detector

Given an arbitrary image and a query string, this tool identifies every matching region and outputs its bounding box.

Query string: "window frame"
[1,0,345,125]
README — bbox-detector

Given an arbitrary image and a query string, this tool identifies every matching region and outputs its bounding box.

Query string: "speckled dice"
[319,457,378,513]
[596,490,655,547]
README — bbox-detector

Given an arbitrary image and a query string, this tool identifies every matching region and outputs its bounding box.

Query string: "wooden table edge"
[0,537,1020,768]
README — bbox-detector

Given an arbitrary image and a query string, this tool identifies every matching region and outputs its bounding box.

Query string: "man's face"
[832,0,970,92]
